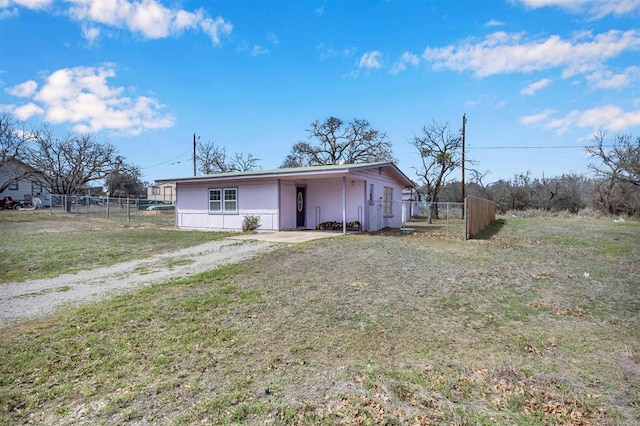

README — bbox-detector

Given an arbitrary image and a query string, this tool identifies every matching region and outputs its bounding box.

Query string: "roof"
[156,162,415,188]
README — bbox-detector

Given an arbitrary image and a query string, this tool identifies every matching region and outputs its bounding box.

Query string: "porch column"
[342,176,347,235]
[276,179,281,231]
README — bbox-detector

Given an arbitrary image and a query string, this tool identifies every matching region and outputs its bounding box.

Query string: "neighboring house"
[78,186,104,195]
[0,159,52,207]
[147,182,176,203]
[402,187,424,219]
[155,162,415,233]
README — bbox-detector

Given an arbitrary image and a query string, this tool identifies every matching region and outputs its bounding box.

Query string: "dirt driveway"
[229,230,344,243]
[0,231,341,328]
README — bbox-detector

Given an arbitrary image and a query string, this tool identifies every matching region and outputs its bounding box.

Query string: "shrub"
[242,215,260,232]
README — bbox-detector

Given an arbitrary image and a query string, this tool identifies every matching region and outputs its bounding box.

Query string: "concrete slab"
[228,230,344,243]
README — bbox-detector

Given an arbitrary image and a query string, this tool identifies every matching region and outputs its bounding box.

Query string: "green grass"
[0,214,639,424]
[0,211,232,283]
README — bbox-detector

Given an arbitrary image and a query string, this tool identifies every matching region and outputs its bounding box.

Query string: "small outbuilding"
[155,162,415,233]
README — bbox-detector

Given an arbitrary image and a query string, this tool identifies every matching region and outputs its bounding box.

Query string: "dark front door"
[296,187,306,228]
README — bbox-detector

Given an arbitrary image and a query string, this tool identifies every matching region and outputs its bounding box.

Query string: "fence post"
[106,196,110,219]
[446,203,450,237]
[127,196,131,223]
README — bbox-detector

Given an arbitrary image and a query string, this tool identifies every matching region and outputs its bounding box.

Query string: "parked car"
[0,196,23,210]
[75,197,103,205]
[146,204,175,211]
[138,200,172,210]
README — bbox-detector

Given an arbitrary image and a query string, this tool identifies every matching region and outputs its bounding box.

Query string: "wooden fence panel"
[465,196,496,239]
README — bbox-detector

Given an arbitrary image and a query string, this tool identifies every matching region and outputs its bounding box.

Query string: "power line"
[141,149,192,169]
[468,145,615,150]
[469,145,585,150]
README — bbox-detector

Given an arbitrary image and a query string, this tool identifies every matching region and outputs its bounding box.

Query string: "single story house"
[146,182,176,203]
[402,187,425,219]
[0,159,53,207]
[155,162,415,233]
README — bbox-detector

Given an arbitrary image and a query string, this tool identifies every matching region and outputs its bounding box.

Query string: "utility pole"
[193,133,196,176]
[461,114,466,202]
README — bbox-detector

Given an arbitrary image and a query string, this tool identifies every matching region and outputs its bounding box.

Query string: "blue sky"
[1,0,639,185]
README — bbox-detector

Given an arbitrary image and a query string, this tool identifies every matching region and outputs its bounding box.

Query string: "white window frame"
[383,186,393,217]
[209,187,237,214]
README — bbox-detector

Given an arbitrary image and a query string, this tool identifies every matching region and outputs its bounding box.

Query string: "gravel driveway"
[0,239,274,328]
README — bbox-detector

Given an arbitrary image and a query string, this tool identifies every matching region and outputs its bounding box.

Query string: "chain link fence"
[410,201,465,238]
[45,196,471,237]
[49,195,176,226]
[366,200,465,238]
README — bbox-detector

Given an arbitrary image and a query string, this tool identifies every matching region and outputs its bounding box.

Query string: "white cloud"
[573,105,640,131]
[127,0,173,38]
[359,51,382,69]
[81,24,100,43]
[6,65,174,135]
[390,51,420,75]
[13,102,44,120]
[173,9,199,30]
[515,0,640,18]
[521,78,552,95]
[523,105,640,133]
[0,7,19,19]
[422,30,640,78]
[585,66,639,89]
[2,0,51,9]
[521,109,556,125]
[267,32,279,45]
[6,79,37,97]
[485,19,504,27]
[250,45,269,56]
[0,0,233,44]
[317,43,356,60]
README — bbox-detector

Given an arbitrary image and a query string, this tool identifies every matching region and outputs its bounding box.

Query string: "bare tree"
[411,120,462,221]
[105,159,145,197]
[196,140,259,174]
[586,132,640,187]
[281,117,395,167]
[0,113,40,193]
[585,132,640,215]
[24,127,117,197]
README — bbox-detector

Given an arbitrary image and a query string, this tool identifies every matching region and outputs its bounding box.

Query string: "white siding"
[0,179,53,207]
[176,180,280,231]
[352,168,406,231]
[279,181,297,230]
[168,164,413,232]
[307,177,365,229]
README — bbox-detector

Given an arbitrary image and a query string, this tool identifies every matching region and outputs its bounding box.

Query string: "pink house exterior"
[155,162,414,233]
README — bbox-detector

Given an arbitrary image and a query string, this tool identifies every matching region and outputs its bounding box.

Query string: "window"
[209,189,221,212]
[383,186,393,216]
[151,187,160,195]
[224,188,237,212]
[209,188,237,213]
[32,182,43,195]
[8,181,18,190]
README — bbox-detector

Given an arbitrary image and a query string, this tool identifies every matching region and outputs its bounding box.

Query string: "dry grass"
[0,210,231,283]
[0,215,638,425]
